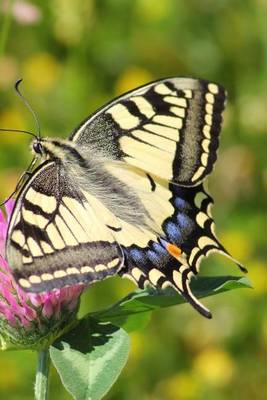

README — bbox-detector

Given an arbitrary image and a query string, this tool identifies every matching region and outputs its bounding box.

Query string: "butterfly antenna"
[15,79,41,140]
[0,128,37,138]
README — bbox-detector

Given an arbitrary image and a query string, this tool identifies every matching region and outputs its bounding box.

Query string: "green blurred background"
[0,1,266,399]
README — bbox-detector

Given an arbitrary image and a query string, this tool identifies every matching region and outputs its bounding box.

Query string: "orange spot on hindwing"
[166,243,182,259]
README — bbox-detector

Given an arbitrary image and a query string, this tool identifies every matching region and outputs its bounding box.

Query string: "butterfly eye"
[33,141,43,155]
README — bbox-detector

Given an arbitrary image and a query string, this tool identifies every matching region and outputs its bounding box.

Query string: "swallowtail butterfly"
[5,77,245,318]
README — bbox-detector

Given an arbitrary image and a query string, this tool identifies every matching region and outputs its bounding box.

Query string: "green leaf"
[50,318,130,400]
[92,275,251,329]
[105,309,152,333]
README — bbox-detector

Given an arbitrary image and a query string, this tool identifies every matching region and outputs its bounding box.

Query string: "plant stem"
[0,0,14,59]
[34,349,51,400]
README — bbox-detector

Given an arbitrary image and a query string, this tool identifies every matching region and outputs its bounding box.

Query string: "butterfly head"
[31,138,50,159]
[31,137,76,161]
[32,138,56,157]
[32,140,44,155]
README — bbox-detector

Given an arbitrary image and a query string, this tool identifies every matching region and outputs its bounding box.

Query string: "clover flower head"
[0,200,84,350]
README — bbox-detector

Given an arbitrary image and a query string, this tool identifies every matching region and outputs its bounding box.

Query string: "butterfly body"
[31,137,155,229]
[5,77,245,318]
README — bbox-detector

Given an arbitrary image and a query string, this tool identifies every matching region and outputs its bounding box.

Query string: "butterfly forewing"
[70,77,226,186]
[6,162,123,292]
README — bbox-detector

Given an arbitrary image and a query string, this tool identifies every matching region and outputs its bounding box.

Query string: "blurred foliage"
[0,0,266,399]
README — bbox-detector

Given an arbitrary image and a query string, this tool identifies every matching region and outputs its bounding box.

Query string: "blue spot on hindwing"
[146,249,161,265]
[176,212,193,229]
[129,248,144,264]
[174,197,190,210]
[165,221,183,243]
[152,242,168,255]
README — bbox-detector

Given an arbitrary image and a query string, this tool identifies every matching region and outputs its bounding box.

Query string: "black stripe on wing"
[13,241,122,292]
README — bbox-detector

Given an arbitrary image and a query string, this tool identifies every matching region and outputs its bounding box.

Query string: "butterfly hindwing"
[118,182,244,318]
[70,77,226,186]
[6,161,123,292]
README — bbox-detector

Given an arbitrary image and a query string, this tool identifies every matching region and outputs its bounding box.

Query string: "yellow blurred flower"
[220,230,253,261]
[52,0,94,45]
[129,331,145,362]
[193,346,235,387]
[164,372,200,400]
[115,67,153,95]
[0,355,20,388]
[0,57,18,89]
[248,261,267,295]
[22,53,60,92]
[136,0,172,21]
[0,107,27,143]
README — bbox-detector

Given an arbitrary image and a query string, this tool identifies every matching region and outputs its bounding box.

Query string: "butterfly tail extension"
[179,271,212,319]
[165,242,212,318]
[212,242,248,273]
